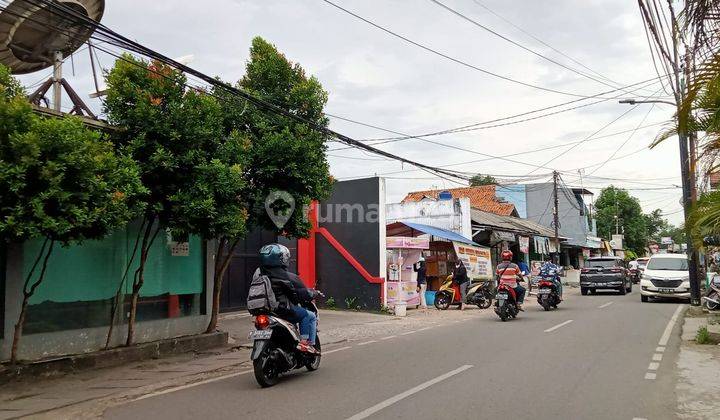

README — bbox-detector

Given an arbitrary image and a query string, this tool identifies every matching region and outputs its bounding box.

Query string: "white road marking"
[324,346,352,354]
[598,301,614,309]
[648,362,660,371]
[544,320,574,333]
[416,327,432,332]
[652,353,663,362]
[659,305,684,346]
[645,372,657,380]
[380,335,397,340]
[633,417,649,420]
[219,313,252,320]
[656,346,666,353]
[357,340,377,346]
[400,331,417,335]
[345,365,473,420]
[133,369,253,401]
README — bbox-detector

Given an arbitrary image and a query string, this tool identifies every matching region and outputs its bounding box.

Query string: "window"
[646,258,689,271]
[587,259,622,268]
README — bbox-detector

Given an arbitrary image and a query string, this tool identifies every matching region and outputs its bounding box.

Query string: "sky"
[15,0,686,225]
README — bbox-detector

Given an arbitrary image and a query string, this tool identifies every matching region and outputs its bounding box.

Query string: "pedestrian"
[518,259,531,294]
[453,260,469,310]
[414,256,428,309]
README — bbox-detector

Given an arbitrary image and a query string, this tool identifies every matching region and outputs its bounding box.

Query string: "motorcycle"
[702,275,720,311]
[249,300,321,388]
[537,278,561,311]
[434,275,493,310]
[494,283,519,321]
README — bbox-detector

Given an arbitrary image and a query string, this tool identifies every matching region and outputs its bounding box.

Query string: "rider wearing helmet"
[495,250,526,311]
[257,243,318,353]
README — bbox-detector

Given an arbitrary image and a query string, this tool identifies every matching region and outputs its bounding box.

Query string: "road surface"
[104,288,684,420]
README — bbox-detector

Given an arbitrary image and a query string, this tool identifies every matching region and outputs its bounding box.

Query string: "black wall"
[220,229,297,312]
[316,178,382,310]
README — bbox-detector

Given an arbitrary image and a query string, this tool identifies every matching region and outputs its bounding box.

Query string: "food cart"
[385,236,429,313]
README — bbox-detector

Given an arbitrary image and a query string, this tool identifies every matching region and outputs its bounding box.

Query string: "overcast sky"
[18,0,685,225]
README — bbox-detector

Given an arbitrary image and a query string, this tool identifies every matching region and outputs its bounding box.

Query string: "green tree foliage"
[594,186,648,254]
[644,208,670,240]
[0,65,145,361]
[469,174,497,186]
[215,37,332,238]
[104,55,247,345]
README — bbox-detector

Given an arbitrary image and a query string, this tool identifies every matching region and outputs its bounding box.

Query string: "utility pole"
[552,171,560,261]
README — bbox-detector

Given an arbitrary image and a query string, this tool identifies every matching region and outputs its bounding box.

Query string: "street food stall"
[385,236,429,313]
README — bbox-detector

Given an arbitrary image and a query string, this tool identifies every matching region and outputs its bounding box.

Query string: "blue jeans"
[514,284,526,304]
[289,305,317,345]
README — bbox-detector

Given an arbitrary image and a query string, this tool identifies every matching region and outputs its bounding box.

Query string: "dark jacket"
[452,263,469,284]
[260,266,313,318]
[413,261,427,284]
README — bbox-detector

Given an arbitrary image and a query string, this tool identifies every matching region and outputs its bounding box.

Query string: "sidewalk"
[676,307,720,420]
[0,307,479,419]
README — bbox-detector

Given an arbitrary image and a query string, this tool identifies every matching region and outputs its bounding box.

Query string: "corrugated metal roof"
[470,208,561,239]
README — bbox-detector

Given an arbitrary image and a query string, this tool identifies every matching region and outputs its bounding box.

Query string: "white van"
[640,253,690,302]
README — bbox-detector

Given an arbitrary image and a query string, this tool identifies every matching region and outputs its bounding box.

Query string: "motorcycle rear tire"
[305,337,322,371]
[253,347,280,388]
[477,296,492,309]
[434,292,451,310]
[498,305,508,322]
[541,298,551,311]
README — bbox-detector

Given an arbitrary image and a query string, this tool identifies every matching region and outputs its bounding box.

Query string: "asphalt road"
[104,288,684,420]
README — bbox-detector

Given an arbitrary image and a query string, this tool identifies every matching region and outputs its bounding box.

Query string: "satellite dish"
[0,0,105,74]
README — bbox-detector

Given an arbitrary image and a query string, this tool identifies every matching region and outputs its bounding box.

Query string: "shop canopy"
[386,221,479,246]
[470,208,568,240]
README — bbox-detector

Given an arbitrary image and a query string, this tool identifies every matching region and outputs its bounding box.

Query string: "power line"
[320,0,660,99]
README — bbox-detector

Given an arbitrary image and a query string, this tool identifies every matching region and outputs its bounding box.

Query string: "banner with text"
[453,242,493,280]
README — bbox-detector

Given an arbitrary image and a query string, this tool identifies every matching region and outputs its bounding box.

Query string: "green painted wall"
[22,222,204,304]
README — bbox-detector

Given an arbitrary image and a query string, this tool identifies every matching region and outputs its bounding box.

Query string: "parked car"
[580,257,632,295]
[640,253,690,302]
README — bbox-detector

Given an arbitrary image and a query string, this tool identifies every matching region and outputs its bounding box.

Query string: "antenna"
[0,0,105,114]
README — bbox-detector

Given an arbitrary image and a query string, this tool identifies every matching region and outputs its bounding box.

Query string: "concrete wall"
[524,183,589,247]
[386,197,472,240]
[0,242,213,362]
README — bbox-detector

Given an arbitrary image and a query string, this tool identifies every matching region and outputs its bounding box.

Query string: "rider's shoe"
[517,304,525,311]
[298,340,318,354]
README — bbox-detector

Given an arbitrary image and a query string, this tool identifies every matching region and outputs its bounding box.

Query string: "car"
[580,257,632,295]
[640,253,690,302]
[636,257,650,278]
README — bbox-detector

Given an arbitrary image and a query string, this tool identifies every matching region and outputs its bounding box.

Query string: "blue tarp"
[399,222,479,246]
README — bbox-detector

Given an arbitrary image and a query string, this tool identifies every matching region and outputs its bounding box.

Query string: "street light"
[619,98,701,306]
[618,99,676,106]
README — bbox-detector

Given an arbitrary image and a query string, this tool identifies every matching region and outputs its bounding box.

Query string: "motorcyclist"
[539,258,563,300]
[495,250,526,311]
[257,243,319,353]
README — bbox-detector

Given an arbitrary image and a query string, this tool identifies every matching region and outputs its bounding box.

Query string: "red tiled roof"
[710,172,720,189]
[402,186,516,216]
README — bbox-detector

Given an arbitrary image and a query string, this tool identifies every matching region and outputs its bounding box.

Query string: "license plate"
[658,288,675,293]
[497,293,508,299]
[248,329,272,340]
[538,289,551,294]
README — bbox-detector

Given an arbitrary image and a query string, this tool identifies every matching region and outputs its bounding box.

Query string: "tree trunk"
[126,217,157,347]
[205,238,239,333]
[10,240,54,363]
[105,220,146,349]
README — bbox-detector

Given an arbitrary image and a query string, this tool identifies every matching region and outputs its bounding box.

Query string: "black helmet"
[259,243,291,268]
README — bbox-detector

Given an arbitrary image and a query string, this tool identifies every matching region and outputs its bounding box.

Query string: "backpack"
[246,271,279,315]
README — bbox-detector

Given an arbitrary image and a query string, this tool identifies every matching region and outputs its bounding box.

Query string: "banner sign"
[660,237,673,245]
[386,281,420,307]
[519,236,529,254]
[386,236,430,249]
[453,242,493,280]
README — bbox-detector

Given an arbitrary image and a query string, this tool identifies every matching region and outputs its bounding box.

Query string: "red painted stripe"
[316,227,384,284]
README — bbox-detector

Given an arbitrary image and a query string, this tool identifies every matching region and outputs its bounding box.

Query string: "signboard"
[491,231,516,243]
[386,281,420,307]
[452,242,493,280]
[386,236,430,249]
[519,236,529,254]
[660,237,674,245]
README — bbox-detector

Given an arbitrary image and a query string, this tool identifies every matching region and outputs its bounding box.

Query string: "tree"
[644,209,669,241]
[470,174,497,186]
[104,55,236,345]
[0,66,145,361]
[594,186,648,254]
[204,37,333,332]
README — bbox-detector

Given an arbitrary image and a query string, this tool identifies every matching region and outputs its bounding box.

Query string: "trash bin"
[425,291,436,306]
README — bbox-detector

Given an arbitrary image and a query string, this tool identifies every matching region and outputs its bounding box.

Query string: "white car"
[640,253,690,302]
